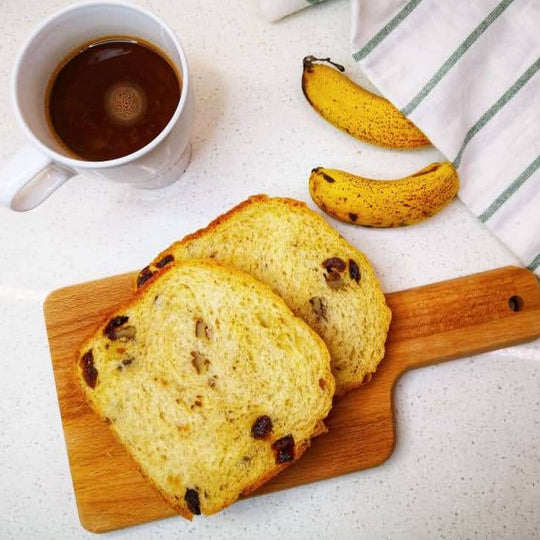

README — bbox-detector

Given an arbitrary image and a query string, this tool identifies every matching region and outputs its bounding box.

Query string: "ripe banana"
[309,162,459,227]
[302,56,430,149]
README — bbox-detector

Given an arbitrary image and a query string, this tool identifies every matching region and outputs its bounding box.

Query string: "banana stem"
[303,55,345,72]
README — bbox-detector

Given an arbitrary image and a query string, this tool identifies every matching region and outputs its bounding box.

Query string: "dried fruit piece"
[349,259,361,282]
[104,316,129,340]
[322,257,346,273]
[137,266,153,288]
[272,434,295,463]
[322,257,347,290]
[80,350,98,389]
[185,488,201,515]
[156,254,174,268]
[251,415,273,439]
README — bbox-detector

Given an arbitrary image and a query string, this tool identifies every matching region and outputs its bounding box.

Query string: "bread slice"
[77,259,335,519]
[136,195,391,395]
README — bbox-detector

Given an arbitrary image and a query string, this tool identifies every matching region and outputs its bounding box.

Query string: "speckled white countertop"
[1,1,539,538]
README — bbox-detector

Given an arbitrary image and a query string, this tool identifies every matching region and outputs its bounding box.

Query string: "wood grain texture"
[43,266,540,532]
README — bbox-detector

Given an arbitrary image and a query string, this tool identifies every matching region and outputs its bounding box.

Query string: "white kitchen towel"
[261,0,540,276]
[352,0,540,276]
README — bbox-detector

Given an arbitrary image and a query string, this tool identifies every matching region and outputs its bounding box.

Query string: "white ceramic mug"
[0,1,194,211]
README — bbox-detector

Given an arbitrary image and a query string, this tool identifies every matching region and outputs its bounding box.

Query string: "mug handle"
[0,143,75,211]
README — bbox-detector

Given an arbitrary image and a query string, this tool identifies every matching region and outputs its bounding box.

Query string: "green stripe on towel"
[401,0,515,116]
[306,0,325,4]
[479,154,540,222]
[453,57,540,169]
[528,252,540,272]
[352,0,423,61]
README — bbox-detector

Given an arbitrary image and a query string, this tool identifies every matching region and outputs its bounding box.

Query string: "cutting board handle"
[381,266,540,383]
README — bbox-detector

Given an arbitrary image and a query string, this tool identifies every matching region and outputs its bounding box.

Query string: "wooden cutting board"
[43,266,540,533]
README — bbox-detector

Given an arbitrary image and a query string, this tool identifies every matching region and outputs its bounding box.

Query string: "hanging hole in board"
[508,295,524,312]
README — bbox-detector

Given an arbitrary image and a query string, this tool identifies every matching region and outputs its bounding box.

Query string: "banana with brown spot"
[302,56,430,149]
[309,162,459,228]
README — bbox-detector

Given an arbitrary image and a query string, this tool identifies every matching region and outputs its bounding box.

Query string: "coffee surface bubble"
[105,82,147,125]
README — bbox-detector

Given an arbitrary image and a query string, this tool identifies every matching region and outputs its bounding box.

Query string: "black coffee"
[47,38,181,161]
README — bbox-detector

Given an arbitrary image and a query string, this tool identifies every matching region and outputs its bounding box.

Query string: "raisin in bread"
[136,195,391,395]
[77,259,335,519]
